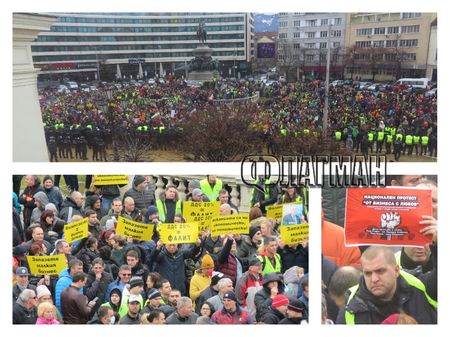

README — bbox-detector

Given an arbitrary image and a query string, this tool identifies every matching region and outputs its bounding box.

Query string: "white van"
[395,78,431,90]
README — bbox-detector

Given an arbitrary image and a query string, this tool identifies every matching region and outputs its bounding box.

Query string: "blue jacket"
[55,268,82,312]
[105,278,127,300]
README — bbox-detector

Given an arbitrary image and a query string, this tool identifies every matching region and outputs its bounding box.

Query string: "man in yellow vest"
[200,175,223,201]
[413,134,421,156]
[156,185,182,223]
[404,134,413,155]
[420,135,429,156]
[336,246,437,324]
[257,236,282,276]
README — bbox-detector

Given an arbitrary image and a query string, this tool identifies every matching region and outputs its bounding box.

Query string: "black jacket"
[59,197,83,223]
[260,306,285,324]
[279,244,308,274]
[251,180,278,214]
[13,302,37,324]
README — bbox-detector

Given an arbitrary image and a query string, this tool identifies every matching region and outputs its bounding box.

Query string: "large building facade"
[31,13,254,81]
[344,12,437,81]
[277,13,347,80]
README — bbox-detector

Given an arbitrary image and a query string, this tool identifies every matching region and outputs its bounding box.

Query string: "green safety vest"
[200,178,223,201]
[156,199,182,223]
[250,179,272,207]
[377,131,385,141]
[421,136,429,145]
[335,131,342,141]
[405,135,413,145]
[413,136,420,144]
[118,294,144,318]
[257,254,282,276]
[386,134,393,143]
[159,127,165,134]
[344,270,437,324]
[368,133,374,142]
[385,127,390,135]
[281,195,303,204]
[303,129,310,136]
[390,128,397,136]
[396,134,403,141]
[280,129,287,137]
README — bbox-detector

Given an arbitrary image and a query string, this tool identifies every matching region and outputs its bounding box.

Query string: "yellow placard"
[266,204,283,221]
[210,214,250,237]
[159,223,199,244]
[183,201,220,232]
[64,218,89,243]
[279,223,309,244]
[93,175,129,186]
[116,216,154,241]
[26,254,67,275]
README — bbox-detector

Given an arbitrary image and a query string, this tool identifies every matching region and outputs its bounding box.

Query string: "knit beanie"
[129,276,144,289]
[249,226,261,240]
[133,175,146,187]
[36,285,51,299]
[272,294,289,308]
[201,254,214,270]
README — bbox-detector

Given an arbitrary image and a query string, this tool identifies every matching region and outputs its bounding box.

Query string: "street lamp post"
[322,24,332,138]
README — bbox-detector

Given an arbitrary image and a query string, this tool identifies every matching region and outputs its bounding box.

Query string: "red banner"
[345,187,433,247]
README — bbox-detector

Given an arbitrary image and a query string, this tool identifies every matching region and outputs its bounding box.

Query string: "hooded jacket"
[30,192,50,224]
[254,272,285,321]
[44,185,64,211]
[59,197,83,223]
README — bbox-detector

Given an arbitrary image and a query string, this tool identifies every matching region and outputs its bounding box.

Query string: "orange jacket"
[322,220,361,267]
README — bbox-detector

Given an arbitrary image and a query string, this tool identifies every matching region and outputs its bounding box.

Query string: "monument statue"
[196,22,207,44]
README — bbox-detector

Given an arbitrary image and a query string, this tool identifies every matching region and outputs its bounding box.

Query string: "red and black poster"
[345,187,433,247]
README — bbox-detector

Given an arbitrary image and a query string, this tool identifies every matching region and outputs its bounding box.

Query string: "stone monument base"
[187,70,221,82]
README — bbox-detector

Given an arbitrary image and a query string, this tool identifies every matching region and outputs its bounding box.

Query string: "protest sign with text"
[27,254,67,275]
[183,201,220,232]
[116,216,154,241]
[93,175,129,185]
[64,218,89,243]
[159,223,199,244]
[345,187,433,247]
[280,223,309,244]
[210,214,250,237]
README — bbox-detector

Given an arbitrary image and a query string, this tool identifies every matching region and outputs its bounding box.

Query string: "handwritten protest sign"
[183,201,220,232]
[159,223,199,244]
[64,218,89,243]
[210,214,250,237]
[116,216,154,241]
[266,204,283,222]
[345,187,433,247]
[27,255,67,275]
[93,175,129,185]
[280,224,309,244]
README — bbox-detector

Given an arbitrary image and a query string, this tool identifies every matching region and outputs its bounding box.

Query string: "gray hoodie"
[30,191,50,224]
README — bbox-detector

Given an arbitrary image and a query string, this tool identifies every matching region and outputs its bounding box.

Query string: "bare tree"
[343,45,359,80]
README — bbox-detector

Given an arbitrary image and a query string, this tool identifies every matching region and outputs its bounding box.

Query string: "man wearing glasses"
[13,289,38,324]
[106,265,132,299]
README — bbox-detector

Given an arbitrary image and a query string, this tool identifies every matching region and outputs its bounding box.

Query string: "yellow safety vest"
[335,131,342,141]
[156,199,182,223]
[199,178,223,201]
[257,254,282,276]
[421,136,429,145]
[405,135,413,145]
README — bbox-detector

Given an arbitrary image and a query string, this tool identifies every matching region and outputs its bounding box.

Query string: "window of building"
[321,18,328,26]
[333,42,341,48]
[332,54,339,62]
[399,39,418,47]
[356,28,372,36]
[279,21,288,28]
[293,54,300,61]
[306,20,316,27]
[294,20,301,27]
[320,54,327,62]
[305,43,316,48]
[355,41,372,48]
[401,13,422,19]
[387,26,399,34]
[320,42,327,49]
[307,32,316,38]
[401,25,420,34]
[320,31,328,38]
[373,27,386,35]
[293,32,301,39]
[279,13,288,16]
[372,40,385,48]
[386,40,398,48]
[334,17,342,25]
[331,30,342,37]
[306,54,315,62]
[279,33,288,39]
[293,43,301,49]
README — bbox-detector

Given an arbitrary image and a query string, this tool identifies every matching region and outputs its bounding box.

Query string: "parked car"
[65,81,79,90]
[358,81,372,90]
[57,84,70,93]
[89,85,98,91]
[367,83,381,91]
[330,80,344,87]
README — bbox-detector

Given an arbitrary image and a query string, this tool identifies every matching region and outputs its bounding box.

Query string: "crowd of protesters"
[39,78,437,161]
[321,175,438,324]
[12,174,309,325]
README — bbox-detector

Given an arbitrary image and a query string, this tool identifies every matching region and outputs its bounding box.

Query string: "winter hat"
[287,298,306,313]
[272,295,289,308]
[13,245,27,257]
[201,254,214,270]
[249,226,261,240]
[382,313,400,324]
[36,285,51,299]
[223,291,237,302]
[16,267,29,276]
[45,203,57,212]
[128,294,141,304]
[133,175,146,187]
[129,276,144,289]
[192,188,203,197]
[188,179,200,189]
[86,195,100,208]
[146,205,159,217]
[105,219,116,231]
[147,288,162,301]
[248,256,262,267]
[211,271,225,286]
[43,175,53,184]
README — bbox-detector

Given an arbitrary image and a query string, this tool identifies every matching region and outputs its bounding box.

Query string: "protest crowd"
[321,175,438,324]
[12,174,309,325]
[39,78,437,161]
